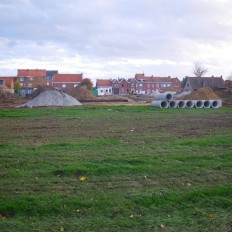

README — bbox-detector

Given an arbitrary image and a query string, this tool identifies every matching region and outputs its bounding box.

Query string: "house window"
[148,84,150,88]
[136,84,138,87]
[20,83,23,87]
[0,80,3,85]
[28,83,32,88]
[152,84,154,88]
[109,89,111,93]
[167,84,170,87]
[20,77,24,82]
[156,84,159,88]
[140,84,143,87]
[62,84,66,88]
[74,84,78,87]
[29,77,33,81]
[101,90,103,93]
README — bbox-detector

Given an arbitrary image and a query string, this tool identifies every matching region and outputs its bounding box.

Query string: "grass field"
[0,106,232,231]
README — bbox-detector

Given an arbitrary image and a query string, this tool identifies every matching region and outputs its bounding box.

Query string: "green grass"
[0,106,232,231]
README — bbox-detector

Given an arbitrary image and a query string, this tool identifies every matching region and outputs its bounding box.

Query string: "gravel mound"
[18,90,82,107]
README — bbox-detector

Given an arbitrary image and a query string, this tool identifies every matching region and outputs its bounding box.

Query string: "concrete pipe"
[204,100,211,108]
[169,100,178,108]
[210,100,220,108]
[194,100,204,108]
[151,100,169,108]
[177,100,186,108]
[154,93,173,101]
[185,100,194,108]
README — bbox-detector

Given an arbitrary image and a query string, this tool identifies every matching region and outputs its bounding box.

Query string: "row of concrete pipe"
[151,93,222,108]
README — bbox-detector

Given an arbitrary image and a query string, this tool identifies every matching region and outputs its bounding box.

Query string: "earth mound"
[0,89,17,101]
[18,90,82,107]
[67,86,96,101]
[179,87,220,100]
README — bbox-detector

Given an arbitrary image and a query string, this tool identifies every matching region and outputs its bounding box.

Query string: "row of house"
[0,69,228,97]
[96,74,182,96]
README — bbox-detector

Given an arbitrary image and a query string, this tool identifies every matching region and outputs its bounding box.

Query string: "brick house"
[96,79,113,96]
[52,73,83,90]
[111,78,131,95]
[184,76,226,92]
[134,74,182,94]
[0,76,16,93]
[17,69,46,96]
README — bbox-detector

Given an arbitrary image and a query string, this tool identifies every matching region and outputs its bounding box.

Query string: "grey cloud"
[0,0,232,77]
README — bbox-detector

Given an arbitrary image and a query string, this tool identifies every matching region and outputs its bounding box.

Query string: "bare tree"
[193,62,208,77]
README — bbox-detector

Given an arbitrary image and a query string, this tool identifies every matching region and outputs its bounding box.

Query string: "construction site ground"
[1,87,232,108]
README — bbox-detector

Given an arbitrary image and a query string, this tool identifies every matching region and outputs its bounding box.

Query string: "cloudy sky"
[0,0,232,82]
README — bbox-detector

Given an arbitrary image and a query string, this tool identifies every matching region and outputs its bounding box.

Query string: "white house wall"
[97,87,113,96]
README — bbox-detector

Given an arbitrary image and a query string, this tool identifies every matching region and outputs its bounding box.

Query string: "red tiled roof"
[135,73,145,79]
[96,79,111,87]
[17,69,46,77]
[53,74,83,83]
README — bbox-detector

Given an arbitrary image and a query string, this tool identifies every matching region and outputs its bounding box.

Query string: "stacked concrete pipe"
[154,92,173,101]
[177,100,186,108]
[151,92,222,108]
[185,100,194,108]
[210,100,221,108]
[151,100,169,108]
[169,100,178,108]
[194,100,204,108]
[203,100,211,108]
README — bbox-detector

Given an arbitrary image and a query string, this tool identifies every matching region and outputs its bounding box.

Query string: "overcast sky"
[0,0,232,81]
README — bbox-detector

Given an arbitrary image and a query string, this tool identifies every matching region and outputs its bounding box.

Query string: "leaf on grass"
[60,226,64,232]
[80,176,87,181]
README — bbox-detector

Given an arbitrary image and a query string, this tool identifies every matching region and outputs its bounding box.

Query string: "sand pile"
[179,87,220,100]
[18,90,82,107]
[67,86,96,101]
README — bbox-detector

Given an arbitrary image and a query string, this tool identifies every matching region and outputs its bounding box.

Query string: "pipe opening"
[169,101,176,108]
[211,101,218,108]
[166,94,172,101]
[186,101,193,108]
[161,101,168,108]
[178,101,185,108]
[196,101,203,108]
[204,100,210,108]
